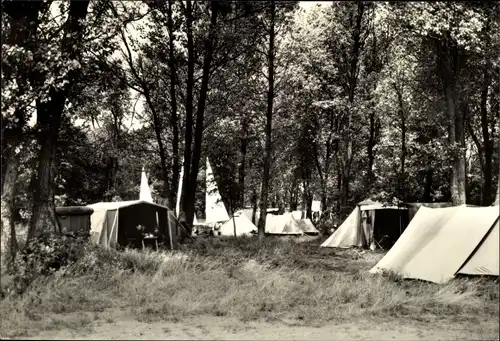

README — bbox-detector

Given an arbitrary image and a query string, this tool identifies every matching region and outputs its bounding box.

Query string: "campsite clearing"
[1,237,498,340]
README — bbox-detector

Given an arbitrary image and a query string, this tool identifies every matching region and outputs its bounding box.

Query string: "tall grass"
[1,236,498,337]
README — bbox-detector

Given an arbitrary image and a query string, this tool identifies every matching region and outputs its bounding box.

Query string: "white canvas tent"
[265,213,304,235]
[296,218,320,235]
[370,205,499,283]
[87,200,182,249]
[220,212,257,236]
[321,199,408,249]
[205,158,229,224]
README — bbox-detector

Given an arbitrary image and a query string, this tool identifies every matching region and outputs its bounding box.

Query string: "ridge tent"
[369,205,499,283]
[321,199,409,249]
[296,218,320,235]
[87,200,182,249]
[220,212,258,236]
[265,213,304,235]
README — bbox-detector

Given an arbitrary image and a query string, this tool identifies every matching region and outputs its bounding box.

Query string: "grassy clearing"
[1,235,498,338]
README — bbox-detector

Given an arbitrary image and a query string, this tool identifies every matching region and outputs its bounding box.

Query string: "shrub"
[10,232,88,294]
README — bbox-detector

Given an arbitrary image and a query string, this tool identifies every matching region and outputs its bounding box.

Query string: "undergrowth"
[0,235,498,338]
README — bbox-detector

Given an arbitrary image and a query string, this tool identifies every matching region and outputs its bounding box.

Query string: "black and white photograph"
[1,0,499,339]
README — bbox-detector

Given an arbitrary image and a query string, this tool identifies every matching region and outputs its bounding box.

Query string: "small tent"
[369,205,499,283]
[220,212,258,236]
[321,199,409,249]
[265,213,304,235]
[139,167,153,203]
[296,218,320,235]
[87,200,182,249]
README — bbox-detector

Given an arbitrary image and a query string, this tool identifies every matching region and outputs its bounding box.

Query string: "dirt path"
[24,310,499,340]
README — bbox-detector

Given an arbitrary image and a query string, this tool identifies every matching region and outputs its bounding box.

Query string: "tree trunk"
[1,151,20,267]
[184,0,219,229]
[251,190,258,224]
[480,65,493,205]
[446,84,466,205]
[494,167,499,205]
[367,111,376,187]
[395,84,407,201]
[257,0,276,239]
[143,91,169,203]
[180,0,195,228]
[303,180,312,219]
[238,118,248,208]
[168,0,180,210]
[341,2,365,213]
[423,166,433,202]
[28,0,90,241]
[438,33,466,206]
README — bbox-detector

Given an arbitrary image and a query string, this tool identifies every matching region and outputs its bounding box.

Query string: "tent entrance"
[369,209,409,249]
[117,203,171,249]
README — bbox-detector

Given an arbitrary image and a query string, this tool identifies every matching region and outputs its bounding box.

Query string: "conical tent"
[265,213,304,235]
[296,218,320,234]
[220,212,257,236]
[321,199,408,249]
[175,165,184,217]
[370,205,499,283]
[139,167,153,203]
[205,159,229,223]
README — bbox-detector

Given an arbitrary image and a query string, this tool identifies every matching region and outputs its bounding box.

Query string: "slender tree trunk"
[341,2,365,213]
[257,0,276,239]
[480,67,493,205]
[367,111,376,186]
[184,0,219,228]
[180,0,195,226]
[395,85,407,201]
[251,190,258,224]
[422,166,433,202]
[168,0,180,210]
[238,137,247,209]
[495,167,499,205]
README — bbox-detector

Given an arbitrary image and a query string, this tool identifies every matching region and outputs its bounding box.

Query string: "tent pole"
[168,215,174,250]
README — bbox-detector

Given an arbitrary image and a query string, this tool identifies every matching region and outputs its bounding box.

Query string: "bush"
[10,232,88,294]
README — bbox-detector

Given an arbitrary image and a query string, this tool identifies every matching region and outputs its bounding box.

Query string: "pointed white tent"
[175,165,184,218]
[220,212,257,236]
[205,158,229,224]
[139,167,153,203]
[370,205,499,283]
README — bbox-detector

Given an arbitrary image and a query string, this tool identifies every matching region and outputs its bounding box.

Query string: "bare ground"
[21,308,499,340]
